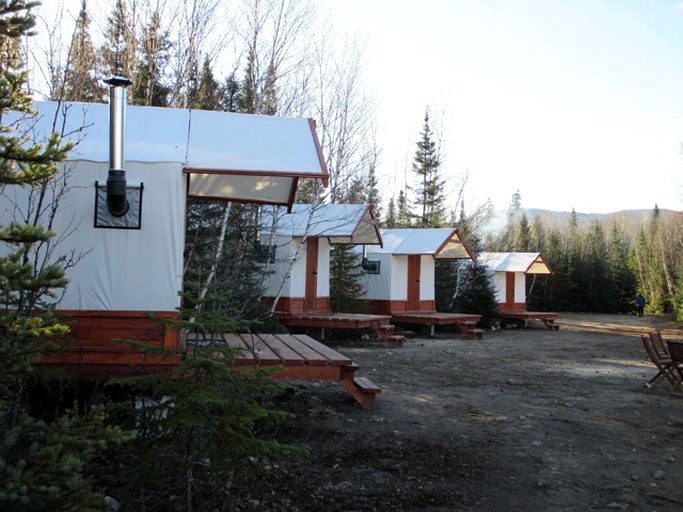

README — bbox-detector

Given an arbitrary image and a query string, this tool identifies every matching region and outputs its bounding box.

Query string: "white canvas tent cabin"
[478,252,560,330]
[259,203,403,343]
[0,91,329,378]
[359,228,484,339]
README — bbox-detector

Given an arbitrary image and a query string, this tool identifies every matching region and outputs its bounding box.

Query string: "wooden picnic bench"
[499,311,560,330]
[214,332,381,409]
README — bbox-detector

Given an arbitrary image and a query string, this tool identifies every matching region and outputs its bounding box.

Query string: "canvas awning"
[262,203,382,245]
[368,228,473,259]
[28,101,328,208]
[478,252,552,274]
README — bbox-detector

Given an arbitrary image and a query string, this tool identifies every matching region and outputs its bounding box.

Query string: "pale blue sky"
[327,0,683,214]
[39,1,683,214]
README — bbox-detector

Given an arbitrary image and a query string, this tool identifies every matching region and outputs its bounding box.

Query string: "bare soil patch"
[228,313,683,511]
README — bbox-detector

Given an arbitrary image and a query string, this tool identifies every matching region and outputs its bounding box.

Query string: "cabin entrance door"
[304,238,319,311]
[504,272,516,309]
[406,255,421,311]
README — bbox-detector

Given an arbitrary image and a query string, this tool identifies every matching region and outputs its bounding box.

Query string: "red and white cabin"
[260,203,382,316]
[0,99,328,377]
[477,252,553,310]
[359,228,474,315]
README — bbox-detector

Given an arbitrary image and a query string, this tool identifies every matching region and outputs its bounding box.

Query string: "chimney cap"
[103,76,132,87]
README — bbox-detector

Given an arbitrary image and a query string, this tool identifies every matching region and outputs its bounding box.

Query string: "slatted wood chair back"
[649,330,669,358]
[665,340,683,396]
[641,334,676,390]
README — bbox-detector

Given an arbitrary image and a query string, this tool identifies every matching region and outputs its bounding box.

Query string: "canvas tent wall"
[260,203,382,316]
[477,252,552,310]
[0,100,328,375]
[359,228,473,314]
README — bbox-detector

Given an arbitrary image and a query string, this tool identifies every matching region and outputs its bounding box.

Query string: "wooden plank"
[237,333,282,365]
[274,334,328,366]
[257,334,305,365]
[353,376,381,394]
[293,334,352,365]
[218,334,256,365]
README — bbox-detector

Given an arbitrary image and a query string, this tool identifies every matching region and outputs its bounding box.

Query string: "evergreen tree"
[396,189,412,227]
[222,71,242,112]
[99,0,135,79]
[0,3,131,509]
[411,109,445,227]
[189,56,223,110]
[131,9,171,107]
[366,163,381,222]
[385,196,397,228]
[436,260,500,329]
[607,222,637,313]
[513,212,531,251]
[60,0,103,102]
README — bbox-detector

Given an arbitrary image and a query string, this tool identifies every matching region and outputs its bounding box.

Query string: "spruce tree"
[396,189,412,227]
[0,3,131,509]
[99,0,135,79]
[384,196,396,228]
[411,109,445,227]
[132,9,171,107]
[60,0,103,102]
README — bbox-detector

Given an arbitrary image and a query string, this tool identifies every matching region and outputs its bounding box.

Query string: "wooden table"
[215,333,380,409]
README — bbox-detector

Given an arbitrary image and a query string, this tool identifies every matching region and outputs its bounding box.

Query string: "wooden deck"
[214,332,381,409]
[390,312,484,339]
[500,310,560,330]
[277,312,405,344]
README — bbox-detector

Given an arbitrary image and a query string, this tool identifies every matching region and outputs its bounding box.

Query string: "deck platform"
[216,332,381,409]
[500,310,560,330]
[277,312,404,344]
[390,312,484,339]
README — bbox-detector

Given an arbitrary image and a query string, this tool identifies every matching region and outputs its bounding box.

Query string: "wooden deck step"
[353,376,381,395]
[468,328,485,340]
[387,334,405,345]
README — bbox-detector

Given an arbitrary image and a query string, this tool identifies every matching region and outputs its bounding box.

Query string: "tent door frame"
[304,238,319,311]
[406,254,421,311]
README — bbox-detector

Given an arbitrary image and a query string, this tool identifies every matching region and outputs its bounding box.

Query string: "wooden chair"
[641,334,678,390]
[648,330,669,357]
[665,340,683,396]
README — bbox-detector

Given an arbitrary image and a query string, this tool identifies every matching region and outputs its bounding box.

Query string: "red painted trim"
[505,272,515,308]
[184,167,326,178]
[367,299,435,315]
[287,177,299,212]
[40,310,182,378]
[305,238,319,311]
[308,118,330,187]
[407,255,421,311]
[434,228,475,260]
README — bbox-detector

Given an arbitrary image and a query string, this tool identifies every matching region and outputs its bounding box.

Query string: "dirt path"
[228,313,683,511]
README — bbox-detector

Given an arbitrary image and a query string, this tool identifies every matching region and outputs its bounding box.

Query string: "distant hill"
[521,208,679,225]
[482,208,680,238]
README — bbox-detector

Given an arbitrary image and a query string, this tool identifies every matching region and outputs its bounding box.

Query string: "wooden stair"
[456,320,484,340]
[372,322,405,345]
[339,364,381,409]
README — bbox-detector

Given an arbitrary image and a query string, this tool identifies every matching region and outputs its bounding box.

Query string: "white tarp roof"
[366,228,473,259]
[22,101,328,207]
[261,203,382,245]
[478,252,552,274]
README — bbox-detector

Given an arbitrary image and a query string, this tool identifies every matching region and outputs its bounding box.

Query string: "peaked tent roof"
[478,252,552,274]
[23,101,329,208]
[261,203,382,245]
[366,228,473,259]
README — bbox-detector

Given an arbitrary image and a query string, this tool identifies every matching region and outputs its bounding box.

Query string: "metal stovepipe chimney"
[104,76,132,217]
